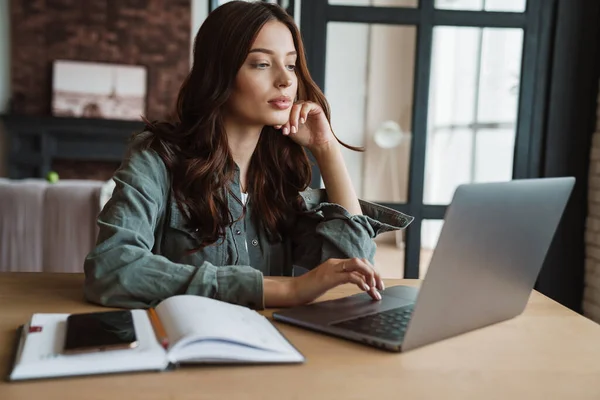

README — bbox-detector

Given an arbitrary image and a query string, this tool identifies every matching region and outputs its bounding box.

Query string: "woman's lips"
[268,100,292,110]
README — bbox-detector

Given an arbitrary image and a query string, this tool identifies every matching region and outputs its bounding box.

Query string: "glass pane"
[424,27,523,205]
[330,0,418,7]
[435,0,482,10]
[478,29,523,122]
[325,23,416,204]
[420,220,444,278]
[435,0,526,12]
[474,129,515,182]
[484,0,526,12]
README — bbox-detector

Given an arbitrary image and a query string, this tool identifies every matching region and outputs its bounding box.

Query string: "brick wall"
[9,0,191,120]
[584,83,600,322]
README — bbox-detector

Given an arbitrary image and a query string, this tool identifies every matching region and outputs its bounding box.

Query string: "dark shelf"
[1,114,144,179]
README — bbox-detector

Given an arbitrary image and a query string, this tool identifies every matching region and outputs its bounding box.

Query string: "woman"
[84,1,413,310]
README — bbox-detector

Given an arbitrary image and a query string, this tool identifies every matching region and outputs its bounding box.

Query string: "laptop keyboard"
[331,304,415,342]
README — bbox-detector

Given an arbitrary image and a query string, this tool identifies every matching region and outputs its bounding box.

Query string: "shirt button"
[251,239,259,247]
[235,229,242,235]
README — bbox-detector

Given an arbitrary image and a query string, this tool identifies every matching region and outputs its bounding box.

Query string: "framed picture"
[51,60,147,121]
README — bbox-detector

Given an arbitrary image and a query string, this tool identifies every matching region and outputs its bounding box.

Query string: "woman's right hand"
[289,258,384,306]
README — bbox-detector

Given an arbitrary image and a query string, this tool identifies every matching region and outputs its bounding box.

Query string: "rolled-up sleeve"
[83,144,264,310]
[290,192,414,270]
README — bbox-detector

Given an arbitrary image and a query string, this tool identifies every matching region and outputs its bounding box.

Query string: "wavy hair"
[138,1,361,252]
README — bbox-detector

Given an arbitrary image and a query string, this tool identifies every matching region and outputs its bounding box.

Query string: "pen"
[148,308,169,349]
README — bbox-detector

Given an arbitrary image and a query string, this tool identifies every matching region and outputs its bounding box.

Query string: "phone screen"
[63,310,138,354]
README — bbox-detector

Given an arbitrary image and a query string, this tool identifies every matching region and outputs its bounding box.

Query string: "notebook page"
[155,295,297,358]
[175,340,304,364]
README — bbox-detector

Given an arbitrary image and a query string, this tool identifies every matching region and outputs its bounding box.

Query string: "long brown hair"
[138,1,361,252]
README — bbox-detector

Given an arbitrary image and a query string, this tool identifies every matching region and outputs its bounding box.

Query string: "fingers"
[335,258,383,301]
[311,258,383,301]
[298,102,311,125]
[345,272,370,292]
[363,258,384,291]
[288,102,303,134]
[279,101,315,135]
[341,258,376,289]
[344,271,380,301]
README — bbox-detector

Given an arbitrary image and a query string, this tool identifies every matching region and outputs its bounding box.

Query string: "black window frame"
[300,0,555,279]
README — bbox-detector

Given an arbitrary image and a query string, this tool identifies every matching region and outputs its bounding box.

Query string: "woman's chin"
[264,119,288,128]
[266,110,291,125]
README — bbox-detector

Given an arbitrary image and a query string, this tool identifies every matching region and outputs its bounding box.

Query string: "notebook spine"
[5,324,25,382]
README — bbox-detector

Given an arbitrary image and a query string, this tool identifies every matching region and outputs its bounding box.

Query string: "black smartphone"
[62,310,139,355]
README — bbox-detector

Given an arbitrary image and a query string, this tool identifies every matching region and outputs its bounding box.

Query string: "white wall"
[324,9,416,249]
[362,25,415,204]
[325,22,369,195]
[324,1,416,202]
[325,1,369,193]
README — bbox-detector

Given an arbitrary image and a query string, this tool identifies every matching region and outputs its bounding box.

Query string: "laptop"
[273,177,575,352]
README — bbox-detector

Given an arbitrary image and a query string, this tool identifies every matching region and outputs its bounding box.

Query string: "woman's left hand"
[274,101,335,151]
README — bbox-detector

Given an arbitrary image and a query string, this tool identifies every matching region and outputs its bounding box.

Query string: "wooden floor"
[373,241,434,279]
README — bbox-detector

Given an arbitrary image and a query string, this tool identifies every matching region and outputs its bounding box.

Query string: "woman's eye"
[254,63,269,69]
[286,65,296,71]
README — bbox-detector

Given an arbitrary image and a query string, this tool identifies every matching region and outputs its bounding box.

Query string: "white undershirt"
[241,192,248,251]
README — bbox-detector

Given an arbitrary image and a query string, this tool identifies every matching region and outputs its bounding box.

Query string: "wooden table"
[2,273,600,399]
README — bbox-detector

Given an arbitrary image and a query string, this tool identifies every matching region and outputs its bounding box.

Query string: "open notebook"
[8,295,304,381]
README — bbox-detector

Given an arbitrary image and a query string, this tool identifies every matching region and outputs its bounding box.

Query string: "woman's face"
[226,20,298,128]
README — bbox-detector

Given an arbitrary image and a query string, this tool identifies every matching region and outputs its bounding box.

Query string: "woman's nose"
[277,78,292,88]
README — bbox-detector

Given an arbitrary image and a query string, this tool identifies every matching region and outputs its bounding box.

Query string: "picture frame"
[51,60,148,121]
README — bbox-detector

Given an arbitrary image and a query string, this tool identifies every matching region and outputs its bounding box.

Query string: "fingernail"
[362,283,370,291]
[283,127,288,135]
[381,281,385,290]
[300,117,305,124]
[291,125,297,134]
[376,291,382,301]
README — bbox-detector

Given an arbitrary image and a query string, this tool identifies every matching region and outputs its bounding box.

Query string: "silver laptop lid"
[402,177,575,351]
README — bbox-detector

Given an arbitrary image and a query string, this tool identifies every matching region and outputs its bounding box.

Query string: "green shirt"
[83,138,414,310]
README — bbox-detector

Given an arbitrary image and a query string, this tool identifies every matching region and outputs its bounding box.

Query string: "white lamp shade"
[373,120,409,149]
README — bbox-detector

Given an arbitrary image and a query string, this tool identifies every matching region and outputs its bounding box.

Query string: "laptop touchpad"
[286,286,417,325]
